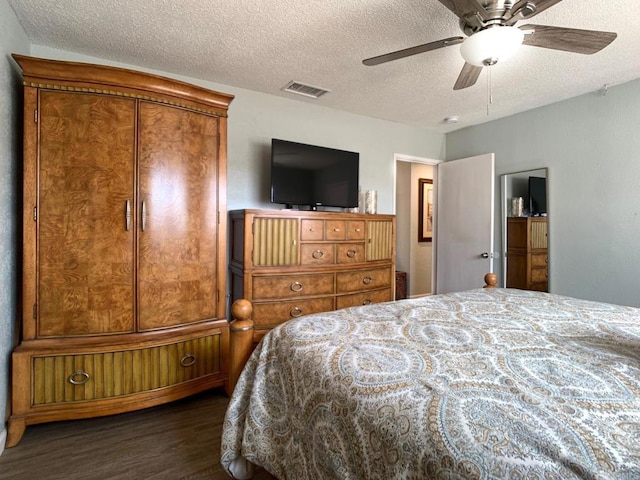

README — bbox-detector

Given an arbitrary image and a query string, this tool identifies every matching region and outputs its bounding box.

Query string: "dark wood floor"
[0,389,276,480]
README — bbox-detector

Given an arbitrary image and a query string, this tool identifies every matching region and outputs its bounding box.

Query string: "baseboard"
[0,426,6,457]
[409,293,432,299]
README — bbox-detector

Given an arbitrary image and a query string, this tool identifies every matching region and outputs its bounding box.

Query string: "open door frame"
[393,154,441,297]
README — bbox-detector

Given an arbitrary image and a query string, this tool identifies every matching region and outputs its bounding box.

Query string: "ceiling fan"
[362,0,617,90]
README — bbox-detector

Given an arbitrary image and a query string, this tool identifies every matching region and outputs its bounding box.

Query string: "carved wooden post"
[228,299,254,395]
[484,272,498,288]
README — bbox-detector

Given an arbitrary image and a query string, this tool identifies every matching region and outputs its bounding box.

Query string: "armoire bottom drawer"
[31,334,221,406]
[252,297,334,326]
[336,288,392,309]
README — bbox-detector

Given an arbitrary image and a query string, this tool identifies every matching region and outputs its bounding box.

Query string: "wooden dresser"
[229,209,396,341]
[8,55,233,447]
[506,217,548,291]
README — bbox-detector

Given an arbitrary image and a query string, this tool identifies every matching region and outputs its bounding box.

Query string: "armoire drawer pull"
[312,250,324,259]
[363,276,373,285]
[180,354,197,367]
[362,299,373,306]
[68,370,90,385]
[346,249,357,258]
[290,307,303,318]
[290,281,304,292]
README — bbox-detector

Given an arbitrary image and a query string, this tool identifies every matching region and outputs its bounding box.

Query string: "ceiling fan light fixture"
[460,26,525,67]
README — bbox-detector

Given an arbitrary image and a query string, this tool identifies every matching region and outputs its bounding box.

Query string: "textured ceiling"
[7,0,640,132]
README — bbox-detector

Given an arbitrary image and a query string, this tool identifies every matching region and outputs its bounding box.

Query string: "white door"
[435,153,495,293]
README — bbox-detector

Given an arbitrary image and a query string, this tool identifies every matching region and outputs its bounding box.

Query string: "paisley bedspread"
[221,288,640,479]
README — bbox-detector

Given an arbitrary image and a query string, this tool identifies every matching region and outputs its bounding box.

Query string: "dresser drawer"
[31,334,221,406]
[531,267,548,283]
[529,281,548,292]
[252,297,334,326]
[336,288,392,309]
[531,253,548,268]
[300,219,324,241]
[252,273,335,300]
[336,243,365,264]
[336,267,392,293]
[347,221,365,240]
[325,220,346,240]
[300,243,335,265]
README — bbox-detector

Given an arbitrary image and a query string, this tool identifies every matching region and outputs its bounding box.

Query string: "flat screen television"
[528,176,547,216]
[270,138,359,209]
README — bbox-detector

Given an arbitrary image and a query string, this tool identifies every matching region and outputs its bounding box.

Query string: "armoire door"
[137,101,220,330]
[37,91,137,337]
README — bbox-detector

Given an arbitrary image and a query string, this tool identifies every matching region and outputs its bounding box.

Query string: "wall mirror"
[500,168,549,291]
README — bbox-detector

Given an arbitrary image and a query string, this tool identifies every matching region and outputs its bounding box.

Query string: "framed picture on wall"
[418,178,433,242]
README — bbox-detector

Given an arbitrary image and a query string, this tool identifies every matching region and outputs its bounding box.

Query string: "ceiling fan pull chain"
[486,66,493,116]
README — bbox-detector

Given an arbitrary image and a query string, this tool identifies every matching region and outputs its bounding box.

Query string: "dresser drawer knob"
[180,354,197,367]
[346,249,357,258]
[355,228,361,232]
[363,276,373,285]
[333,228,340,232]
[290,307,303,318]
[290,281,304,292]
[362,299,373,305]
[68,370,90,385]
[312,250,325,259]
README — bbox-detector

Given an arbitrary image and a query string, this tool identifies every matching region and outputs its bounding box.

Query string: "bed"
[221,280,640,479]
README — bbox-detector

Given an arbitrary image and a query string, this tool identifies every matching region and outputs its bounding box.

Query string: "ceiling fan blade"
[454,62,483,90]
[362,37,463,66]
[521,24,617,54]
[506,0,563,23]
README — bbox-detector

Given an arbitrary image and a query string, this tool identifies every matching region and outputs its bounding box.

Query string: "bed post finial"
[484,272,498,288]
[228,299,254,395]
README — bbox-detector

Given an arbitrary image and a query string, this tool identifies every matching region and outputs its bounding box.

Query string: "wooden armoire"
[7,55,233,447]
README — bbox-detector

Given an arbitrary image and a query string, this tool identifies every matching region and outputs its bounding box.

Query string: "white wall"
[0,0,30,452]
[447,81,640,307]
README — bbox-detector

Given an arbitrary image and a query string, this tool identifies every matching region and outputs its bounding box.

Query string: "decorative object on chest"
[229,209,396,342]
[7,54,233,447]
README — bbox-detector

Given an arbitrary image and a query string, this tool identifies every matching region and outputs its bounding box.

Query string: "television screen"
[528,176,547,215]
[270,139,359,209]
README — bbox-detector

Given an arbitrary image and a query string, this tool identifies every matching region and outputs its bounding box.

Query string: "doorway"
[393,154,441,298]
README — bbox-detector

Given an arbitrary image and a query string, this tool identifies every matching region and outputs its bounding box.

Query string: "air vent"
[282,81,330,99]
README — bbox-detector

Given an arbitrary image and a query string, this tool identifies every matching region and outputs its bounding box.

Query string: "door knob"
[480,252,489,258]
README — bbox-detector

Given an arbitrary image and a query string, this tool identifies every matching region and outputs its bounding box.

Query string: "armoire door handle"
[141,200,147,231]
[125,199,131,231]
